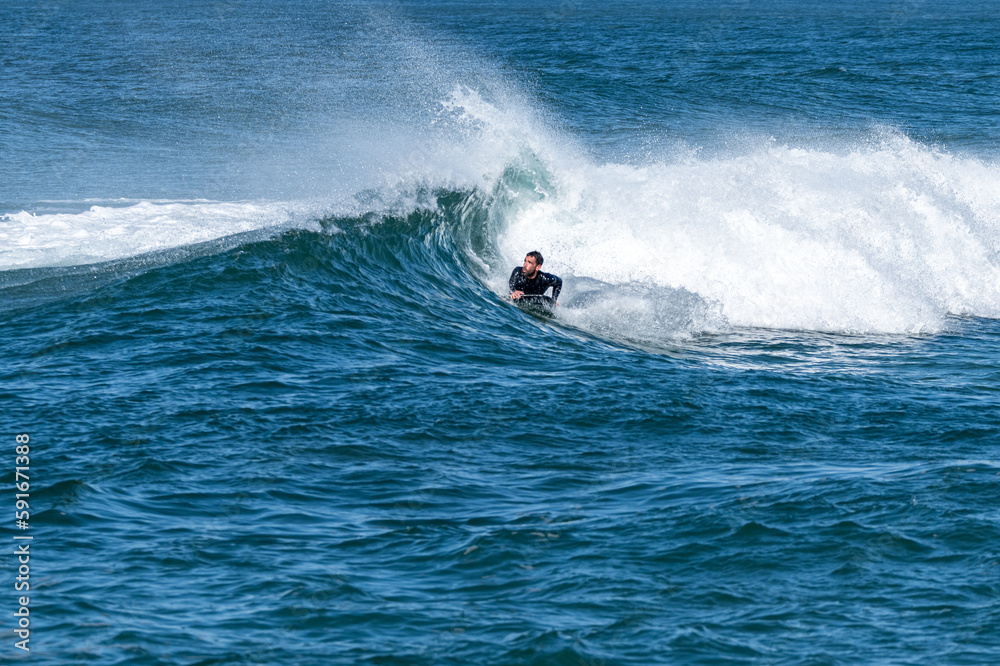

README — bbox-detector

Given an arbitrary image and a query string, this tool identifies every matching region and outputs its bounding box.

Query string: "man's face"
[523,255,540,278]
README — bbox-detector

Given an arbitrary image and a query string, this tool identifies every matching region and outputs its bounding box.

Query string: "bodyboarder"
[509,251,562,309]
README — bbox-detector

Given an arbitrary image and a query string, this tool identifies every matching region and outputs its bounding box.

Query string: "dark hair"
[526,250,544,266]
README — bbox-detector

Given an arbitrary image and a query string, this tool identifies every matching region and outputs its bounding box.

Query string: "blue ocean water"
[3,0,1000,663]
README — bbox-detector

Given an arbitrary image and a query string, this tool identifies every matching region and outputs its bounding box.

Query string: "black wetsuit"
[509,266,563,303]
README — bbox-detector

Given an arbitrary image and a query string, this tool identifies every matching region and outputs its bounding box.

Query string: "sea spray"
[493,130,1000,335]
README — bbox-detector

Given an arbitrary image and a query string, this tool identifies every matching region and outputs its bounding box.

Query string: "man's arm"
[509,267,524,299]
[548,274,563,303]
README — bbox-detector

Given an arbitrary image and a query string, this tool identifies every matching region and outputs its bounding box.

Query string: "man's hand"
[510,291,524,300]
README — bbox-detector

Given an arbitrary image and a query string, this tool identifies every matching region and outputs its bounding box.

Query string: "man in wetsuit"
[509,251,562,307]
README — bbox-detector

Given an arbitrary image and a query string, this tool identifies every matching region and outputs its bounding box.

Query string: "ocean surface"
[3,0,1000,663]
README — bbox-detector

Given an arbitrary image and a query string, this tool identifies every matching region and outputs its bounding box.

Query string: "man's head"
[523,251,544,278]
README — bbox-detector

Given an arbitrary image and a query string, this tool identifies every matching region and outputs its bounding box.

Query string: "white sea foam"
[448,88,1000,336]
[0,200,315,270]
